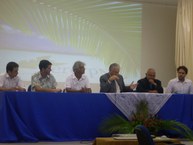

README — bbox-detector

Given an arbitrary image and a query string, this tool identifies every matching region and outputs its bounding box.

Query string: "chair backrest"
[27,85,32,92]
[134,125,155,145]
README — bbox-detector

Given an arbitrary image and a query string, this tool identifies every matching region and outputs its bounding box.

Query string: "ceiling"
[125,0,178,6]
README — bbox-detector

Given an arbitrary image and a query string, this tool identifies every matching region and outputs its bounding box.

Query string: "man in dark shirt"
[136,68,163,93]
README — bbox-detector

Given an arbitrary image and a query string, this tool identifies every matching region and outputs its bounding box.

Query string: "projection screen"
[0,0,142,91]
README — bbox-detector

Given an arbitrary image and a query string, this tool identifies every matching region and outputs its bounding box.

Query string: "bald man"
[136,68,163,93]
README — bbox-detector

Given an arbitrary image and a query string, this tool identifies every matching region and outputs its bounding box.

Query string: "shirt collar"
[177,78,188,83]
[5,73,16,79]
[72,73,85,80]
[38,71,50,79]
[5,73,10,78]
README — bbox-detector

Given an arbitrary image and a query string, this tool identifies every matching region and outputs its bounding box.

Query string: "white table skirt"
[105,92,172,120]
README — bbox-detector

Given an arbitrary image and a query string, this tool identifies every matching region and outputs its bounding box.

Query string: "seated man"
[136,68,163,93]
[65,61,91,93]
[100,63,137,93]
[166,66,193,94]
[31,60,62,92]
[0,61,26,91]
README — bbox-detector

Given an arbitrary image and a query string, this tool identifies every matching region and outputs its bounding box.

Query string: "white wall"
[141,4,177,87]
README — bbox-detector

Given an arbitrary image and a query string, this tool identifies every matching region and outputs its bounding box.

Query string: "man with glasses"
[100,63,137,93]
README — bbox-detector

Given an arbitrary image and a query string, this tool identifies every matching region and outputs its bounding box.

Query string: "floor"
[0,141,94,145]
[0,141,193,145]
[181,141,193,145]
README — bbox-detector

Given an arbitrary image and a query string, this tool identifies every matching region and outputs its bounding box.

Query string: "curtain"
[175,0,193,80]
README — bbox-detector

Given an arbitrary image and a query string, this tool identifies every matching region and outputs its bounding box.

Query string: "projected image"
[0,0,142,88]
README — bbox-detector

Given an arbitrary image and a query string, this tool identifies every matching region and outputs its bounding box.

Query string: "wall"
[141,4,177,87]
[88,4,177,92]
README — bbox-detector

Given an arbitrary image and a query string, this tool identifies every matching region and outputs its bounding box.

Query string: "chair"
[134,125,184,145]
[27,85,31,92]
[134,125,154,145]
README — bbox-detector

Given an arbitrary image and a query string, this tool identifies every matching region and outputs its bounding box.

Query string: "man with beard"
[166,66,193,94]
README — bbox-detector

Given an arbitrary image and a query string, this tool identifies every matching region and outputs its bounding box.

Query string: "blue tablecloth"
[0,92,193,142]
[158,94,193,130]
[0,92,126,142]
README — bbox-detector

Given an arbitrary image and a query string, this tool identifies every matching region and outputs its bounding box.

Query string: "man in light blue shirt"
[166,66,193,94]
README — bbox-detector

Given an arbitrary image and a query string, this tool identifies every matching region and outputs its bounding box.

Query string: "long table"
[93,137,181,145]
[0,92,193,142]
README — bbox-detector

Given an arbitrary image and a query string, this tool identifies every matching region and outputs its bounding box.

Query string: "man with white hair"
[100,63,137,93]
[65,61,91,93]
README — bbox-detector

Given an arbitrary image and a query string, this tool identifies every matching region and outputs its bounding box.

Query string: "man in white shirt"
[166,66,193,94]
[0,61,26,91]
[66,61,91,93]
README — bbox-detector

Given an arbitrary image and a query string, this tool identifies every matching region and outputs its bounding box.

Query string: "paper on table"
[112,134,136,137]
[113,135,137,140]
[153,136,174,142]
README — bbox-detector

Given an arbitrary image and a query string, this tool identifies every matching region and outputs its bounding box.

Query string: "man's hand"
[148,90,158,93]
[129,81,138,90]
[148,79,157,86]
[109,75,119,82]
[53,88,62,93]
[81,87,91,93]
[11,86,26,92]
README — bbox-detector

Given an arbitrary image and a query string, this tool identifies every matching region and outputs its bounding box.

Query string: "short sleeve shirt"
[31,72,57,91]
[66,74,90,90]
[0,73,23,88]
